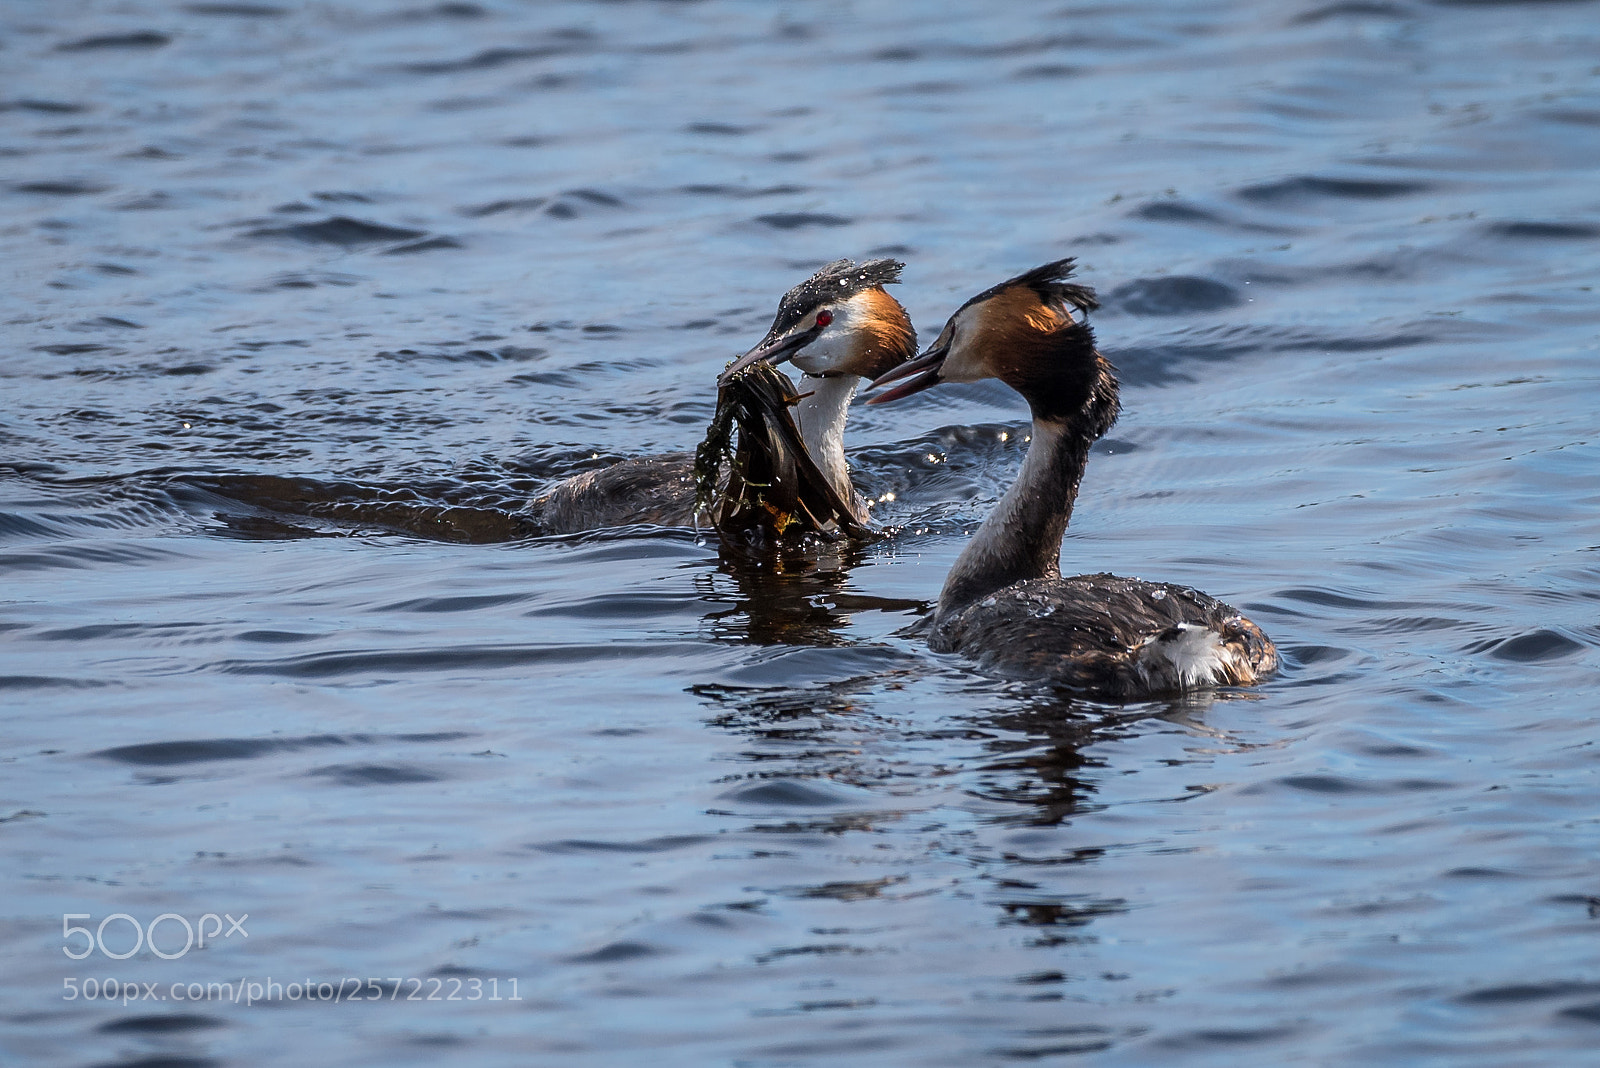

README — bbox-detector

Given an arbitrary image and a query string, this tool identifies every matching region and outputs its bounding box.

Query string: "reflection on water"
[4,0,1600,1064]
[703,537,923,647]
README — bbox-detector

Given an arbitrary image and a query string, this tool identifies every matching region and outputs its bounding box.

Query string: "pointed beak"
[718,320,827,386]
[865,338,949,404]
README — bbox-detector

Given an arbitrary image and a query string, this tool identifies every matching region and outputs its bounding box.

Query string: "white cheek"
[940,337,986,383]
[790,316,852,374]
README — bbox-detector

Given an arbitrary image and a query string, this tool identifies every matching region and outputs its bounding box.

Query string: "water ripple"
[211,641,713,678]
[5,1,1600,1064]
[94,732,473,766]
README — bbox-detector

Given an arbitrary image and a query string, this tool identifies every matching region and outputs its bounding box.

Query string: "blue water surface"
[2,1,1598,1065]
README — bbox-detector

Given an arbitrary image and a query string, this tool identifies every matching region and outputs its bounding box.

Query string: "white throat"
[792,374,859,503]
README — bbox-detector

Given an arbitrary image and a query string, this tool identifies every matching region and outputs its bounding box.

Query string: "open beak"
[865,338,949,404]
[718,320,827,385]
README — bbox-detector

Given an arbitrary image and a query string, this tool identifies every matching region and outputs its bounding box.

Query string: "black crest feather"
[958,256,1099,318]
[766,257,905,338]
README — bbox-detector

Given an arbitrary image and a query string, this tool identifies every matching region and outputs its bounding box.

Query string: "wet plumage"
[528,453,701,532]
[926,575,1276,698]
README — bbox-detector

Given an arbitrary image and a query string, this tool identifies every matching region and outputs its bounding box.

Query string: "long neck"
[792,374,859,503]
[937,416,1093,616]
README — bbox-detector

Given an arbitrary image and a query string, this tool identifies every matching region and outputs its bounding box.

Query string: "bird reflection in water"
[959,694,1219,828]
[698,534,923,648]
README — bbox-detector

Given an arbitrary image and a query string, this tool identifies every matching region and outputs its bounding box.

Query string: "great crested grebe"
[528,259,916,534]
[867,259,1277,698]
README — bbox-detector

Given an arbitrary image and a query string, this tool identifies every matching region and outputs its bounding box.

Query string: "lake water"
[3,1,1598,1065]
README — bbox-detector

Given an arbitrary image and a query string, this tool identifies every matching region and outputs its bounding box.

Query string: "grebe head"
[867,258,1115,429]
[720,258,917,384]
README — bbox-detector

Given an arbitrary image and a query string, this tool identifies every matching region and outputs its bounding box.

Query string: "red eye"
[815,311,833,327]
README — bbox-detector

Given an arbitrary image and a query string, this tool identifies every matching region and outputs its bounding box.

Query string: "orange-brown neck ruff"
[966,287,1115,428]
[843,287,918,381]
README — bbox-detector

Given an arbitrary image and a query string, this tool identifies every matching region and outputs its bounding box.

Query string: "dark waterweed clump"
[694,360,871,543]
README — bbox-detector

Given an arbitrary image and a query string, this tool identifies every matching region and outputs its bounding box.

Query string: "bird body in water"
[528,259,916,534]
[868,259,1277,698]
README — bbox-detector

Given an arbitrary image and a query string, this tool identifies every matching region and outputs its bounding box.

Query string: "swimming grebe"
[867,259,1277,697]
[528,258,916,534]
